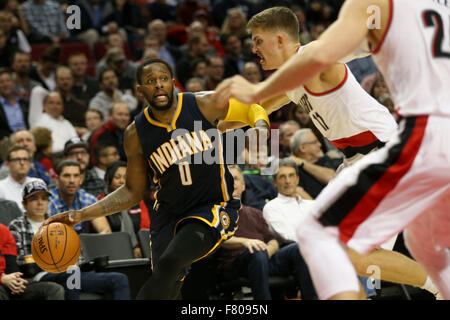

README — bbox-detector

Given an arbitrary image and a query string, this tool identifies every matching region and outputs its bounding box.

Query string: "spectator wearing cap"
[0,145,38,212]
[9,178,131,300]
[95,46,138,87]
[1,221,65,300]
[30,91,78,153]
[89,68,137,122]
[63,137,106,197]
[88,101,129,167]
[104,48,137,93]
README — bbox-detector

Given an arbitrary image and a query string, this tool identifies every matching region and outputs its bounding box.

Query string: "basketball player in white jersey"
[218,5,441,299]
[216,0,450,300]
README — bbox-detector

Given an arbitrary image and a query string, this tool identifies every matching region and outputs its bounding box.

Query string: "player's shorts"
[309,115,450,254]
[149,198,240,272]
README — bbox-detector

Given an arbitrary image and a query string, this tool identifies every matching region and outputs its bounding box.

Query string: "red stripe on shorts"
[330,130,379,149]
[338,116,429,243]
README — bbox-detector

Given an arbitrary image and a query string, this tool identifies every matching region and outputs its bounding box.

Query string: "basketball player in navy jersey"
[42,58,270,299]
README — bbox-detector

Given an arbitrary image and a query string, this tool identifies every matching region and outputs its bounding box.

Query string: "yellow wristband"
[224,98,270,128]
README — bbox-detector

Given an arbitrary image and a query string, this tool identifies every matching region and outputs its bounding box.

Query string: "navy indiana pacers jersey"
[134,92,237,225]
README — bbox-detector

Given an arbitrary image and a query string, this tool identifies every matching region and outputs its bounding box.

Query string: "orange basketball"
[32,222,81,273]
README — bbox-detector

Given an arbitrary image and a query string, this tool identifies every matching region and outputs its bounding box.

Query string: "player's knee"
[158,253,184,275]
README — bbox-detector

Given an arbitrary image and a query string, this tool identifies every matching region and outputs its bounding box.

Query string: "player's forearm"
[80,185,141,222]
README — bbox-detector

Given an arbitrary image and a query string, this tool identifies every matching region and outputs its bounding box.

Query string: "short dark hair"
[136,58,173,85]
[55,159,81,176]
[94,142,117,161]
[274,158,299,179]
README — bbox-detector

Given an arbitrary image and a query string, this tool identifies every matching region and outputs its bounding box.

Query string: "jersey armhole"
[370,0,394,54]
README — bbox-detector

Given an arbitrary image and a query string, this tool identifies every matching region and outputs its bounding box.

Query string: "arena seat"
[79,232,151,299]
[137,229,151,259]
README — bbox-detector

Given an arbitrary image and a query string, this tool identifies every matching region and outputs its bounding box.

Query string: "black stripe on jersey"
[340,140,386,159]
[318,117,418,227]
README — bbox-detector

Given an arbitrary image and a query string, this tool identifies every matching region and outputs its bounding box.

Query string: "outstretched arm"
[42,123,149,227]
[215,0,377,105]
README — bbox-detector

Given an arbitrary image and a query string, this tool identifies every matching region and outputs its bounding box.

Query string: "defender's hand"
[215,75,261,107]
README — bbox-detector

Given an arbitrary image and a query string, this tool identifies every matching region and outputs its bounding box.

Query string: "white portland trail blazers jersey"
[371,0,450,117]
[286,47,397,159]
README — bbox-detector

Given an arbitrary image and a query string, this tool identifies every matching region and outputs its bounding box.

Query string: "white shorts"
[311,115,450,254]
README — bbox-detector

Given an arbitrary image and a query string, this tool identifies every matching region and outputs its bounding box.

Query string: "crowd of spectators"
[0,0,398,300]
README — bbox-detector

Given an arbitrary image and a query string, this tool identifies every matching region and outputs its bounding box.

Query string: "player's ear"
[277,34,284,47]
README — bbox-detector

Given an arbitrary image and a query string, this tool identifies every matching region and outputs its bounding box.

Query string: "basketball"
[32,222,81,273]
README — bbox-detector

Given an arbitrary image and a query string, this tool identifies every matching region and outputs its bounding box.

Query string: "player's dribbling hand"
[214,75,261,107]
[40,210,83,229]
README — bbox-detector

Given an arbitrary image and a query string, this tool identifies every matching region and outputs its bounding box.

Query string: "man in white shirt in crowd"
[31,92,77,153]
[0,145,37,211]
[263,159,315,243]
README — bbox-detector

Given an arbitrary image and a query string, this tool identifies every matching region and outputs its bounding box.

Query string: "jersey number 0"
[178,162,192,185]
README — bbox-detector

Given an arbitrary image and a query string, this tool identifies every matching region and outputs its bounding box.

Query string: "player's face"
[139,63,174,111]
[23,192,49,217]
[251,27,286,70]
[274,166,299,197]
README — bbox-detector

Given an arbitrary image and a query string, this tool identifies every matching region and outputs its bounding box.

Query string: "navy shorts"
[149,199,240,273]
